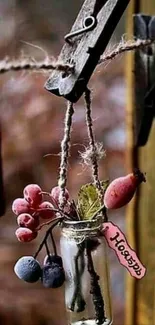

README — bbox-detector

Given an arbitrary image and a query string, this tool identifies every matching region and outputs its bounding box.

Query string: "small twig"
[58,101,74,209]
[86,242,106,324]
[99,38,154,64]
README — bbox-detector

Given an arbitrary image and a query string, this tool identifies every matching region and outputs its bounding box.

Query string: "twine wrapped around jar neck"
[61,216,103,244]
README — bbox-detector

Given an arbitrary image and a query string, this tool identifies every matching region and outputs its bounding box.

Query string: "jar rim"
[61,217,103,242]
[61,215,103,233]
[62,217,102,226]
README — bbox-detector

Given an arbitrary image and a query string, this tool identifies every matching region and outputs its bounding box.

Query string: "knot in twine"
[80,142,106,166]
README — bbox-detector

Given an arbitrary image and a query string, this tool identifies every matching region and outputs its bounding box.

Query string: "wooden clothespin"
[134,14,155,146]
[45,0,130,103]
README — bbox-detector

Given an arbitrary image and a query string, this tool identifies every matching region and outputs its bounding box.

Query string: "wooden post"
[126,1,155,325]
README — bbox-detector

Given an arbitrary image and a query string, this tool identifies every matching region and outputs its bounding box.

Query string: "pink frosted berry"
[15,227,38,242]
[17,213,39,230]
[12,198,31,216]
[104,170,146,209]
[51,186,69,205]
[38,201,56,220]
[23,184,42,207]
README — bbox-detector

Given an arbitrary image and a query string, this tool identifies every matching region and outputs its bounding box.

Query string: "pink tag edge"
[102,221,147,279]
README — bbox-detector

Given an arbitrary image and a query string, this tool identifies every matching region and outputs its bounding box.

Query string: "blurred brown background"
[0,1,128,324]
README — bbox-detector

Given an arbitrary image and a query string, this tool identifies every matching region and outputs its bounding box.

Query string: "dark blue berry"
[42,265,65,288]
[14,256,42,283]
[44,254,63,268]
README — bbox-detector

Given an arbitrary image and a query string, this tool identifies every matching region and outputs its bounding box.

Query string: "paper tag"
[103,222,146,279]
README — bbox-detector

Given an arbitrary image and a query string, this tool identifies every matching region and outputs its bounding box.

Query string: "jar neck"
[61,216,103,242]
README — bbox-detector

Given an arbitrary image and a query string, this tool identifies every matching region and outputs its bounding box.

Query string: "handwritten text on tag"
[103,222,146,279]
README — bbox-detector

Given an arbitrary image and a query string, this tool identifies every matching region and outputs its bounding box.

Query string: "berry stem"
[133,168,146,183]
[45,240,51,257]
[41,191,52,196]
[34,219,61,259]
[41,191,59,208]
[50,230,57,256]
[91,205,107,220]
[37,216,64,231]
[36,207,71,219]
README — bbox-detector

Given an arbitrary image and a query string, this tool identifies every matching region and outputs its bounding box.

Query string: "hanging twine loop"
[57,89,106,217]
[58,101,74,209]
[84,88,105,200]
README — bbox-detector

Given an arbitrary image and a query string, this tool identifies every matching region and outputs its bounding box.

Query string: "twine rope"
[84,88,103,199]
[58,101,74,209]
[0,39,153,75]
[99,38,154,64]
[0,57,74,74]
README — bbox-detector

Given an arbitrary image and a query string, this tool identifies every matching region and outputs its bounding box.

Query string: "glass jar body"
[60,219,113,325]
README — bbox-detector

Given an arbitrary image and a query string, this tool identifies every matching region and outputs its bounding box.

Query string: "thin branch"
[86,243,106,324]
[36,216,64,231]
[34,219,61,259]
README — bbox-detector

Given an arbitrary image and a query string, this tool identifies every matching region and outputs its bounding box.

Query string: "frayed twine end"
[79,142,106,166]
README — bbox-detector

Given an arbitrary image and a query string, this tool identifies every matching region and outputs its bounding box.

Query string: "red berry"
[38,201,56,220]
[51,186,69,205]
[12,198,31,216]
[15,227,38,242]
[17,213,39,230]
[104,170,146,209]
[23,184,42,207]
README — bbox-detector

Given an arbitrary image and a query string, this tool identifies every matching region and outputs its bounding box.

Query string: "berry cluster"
[13,170,145,289]
[12,184,70,242]
[14,254,65,288]
[12,184,71,288]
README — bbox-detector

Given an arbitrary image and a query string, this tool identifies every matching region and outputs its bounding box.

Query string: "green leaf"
[77,180,109,220]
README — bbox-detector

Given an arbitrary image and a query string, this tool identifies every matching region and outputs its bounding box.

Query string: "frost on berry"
[41,264,65,288]
[15,227,38,242]
[51,186,69,205]
[17,213,39,230]
[44,254,63,267]
[12,198,31,216]
[23,184,42,207]
[14,256,42,283]
[38,201,56,220]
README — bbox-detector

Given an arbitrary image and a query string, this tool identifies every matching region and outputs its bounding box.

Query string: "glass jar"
[60,218,113,325]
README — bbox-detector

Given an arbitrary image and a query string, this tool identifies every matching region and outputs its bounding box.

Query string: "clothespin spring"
[65,16,97,43]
